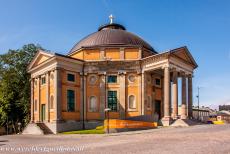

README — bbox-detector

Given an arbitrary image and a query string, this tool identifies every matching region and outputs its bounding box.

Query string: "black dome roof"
[69,23,156,54]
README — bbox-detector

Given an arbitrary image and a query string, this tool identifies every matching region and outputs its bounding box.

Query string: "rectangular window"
[41,77,46,85]
[67,90,75,112]
[155,78,161,86]
[67,73,75,82]
[108,91,117,111]
[107,75,117,83]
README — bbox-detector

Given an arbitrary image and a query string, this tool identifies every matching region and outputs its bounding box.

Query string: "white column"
[161,66,172,126]
[54,68,62,121]
[172,71,178,119]
[163,67,170,118]
[188,75,193,119]
[181,74,187,119]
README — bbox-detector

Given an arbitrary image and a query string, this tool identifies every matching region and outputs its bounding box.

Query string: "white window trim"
[66,88,76,112]
[66,71,76,84]
[128,94,137,111]
[88,95,98,112]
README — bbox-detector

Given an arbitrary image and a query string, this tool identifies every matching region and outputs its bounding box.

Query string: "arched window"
[89,96,97,112]
[50,95,54,109]
[34,100,37,112]
[129,95,136,109]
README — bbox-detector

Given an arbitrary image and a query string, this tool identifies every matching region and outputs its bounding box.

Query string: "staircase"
[36,123,53,134]
[170,119,202,127]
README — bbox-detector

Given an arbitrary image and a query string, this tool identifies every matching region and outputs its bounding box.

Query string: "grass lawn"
[61,126,105,134]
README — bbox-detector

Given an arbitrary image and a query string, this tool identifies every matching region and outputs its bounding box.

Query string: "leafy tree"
[0,44,44,133]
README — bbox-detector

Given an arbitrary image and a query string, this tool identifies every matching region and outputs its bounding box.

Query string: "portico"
[142,47,198,126]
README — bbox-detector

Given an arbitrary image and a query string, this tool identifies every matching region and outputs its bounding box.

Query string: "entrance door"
[155,100,161,118]
[41,104,46,122]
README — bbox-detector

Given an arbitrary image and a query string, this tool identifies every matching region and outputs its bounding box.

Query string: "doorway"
[155,100,161,118]
[41,104,46,122]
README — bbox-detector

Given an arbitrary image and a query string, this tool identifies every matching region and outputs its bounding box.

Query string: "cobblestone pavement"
[0,124,230,154]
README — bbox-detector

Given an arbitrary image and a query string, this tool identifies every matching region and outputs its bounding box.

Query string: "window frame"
[41,76,46,85]
[107,75,118,84]
[67,72,76,83]
[107,90,118,111]
[67,89,76,112]
[155,77,161,88]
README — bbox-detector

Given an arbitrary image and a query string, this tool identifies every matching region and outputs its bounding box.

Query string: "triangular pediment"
[28,50,54,70]
[170,47,198,68]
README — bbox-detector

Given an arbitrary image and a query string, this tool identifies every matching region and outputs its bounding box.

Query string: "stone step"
[170,119,201,127]
[36,123,53,134]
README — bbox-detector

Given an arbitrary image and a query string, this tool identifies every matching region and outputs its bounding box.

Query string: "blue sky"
[0,0,230,109]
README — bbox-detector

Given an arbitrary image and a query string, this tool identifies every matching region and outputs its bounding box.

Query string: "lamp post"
[104,108,111,134]
[196,87,200,120]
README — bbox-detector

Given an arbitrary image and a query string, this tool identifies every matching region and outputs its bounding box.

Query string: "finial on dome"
[109,14,114,24]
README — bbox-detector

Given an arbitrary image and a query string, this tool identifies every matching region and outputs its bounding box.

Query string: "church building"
[27,16,198,134]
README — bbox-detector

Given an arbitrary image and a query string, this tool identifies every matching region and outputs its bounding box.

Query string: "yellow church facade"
[26,19,198,134]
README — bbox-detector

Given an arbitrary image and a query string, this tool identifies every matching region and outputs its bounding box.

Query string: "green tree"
[0,44,44,133]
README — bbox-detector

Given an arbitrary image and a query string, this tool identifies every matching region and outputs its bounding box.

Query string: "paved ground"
[0,124,230,154]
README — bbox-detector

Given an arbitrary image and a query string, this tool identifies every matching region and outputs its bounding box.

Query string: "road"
[0,124,230,154]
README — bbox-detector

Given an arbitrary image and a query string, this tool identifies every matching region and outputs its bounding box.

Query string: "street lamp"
[104,108,111,134]
[196,87,200,120]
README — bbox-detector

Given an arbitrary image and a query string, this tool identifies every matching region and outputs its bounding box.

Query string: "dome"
[69,23,157,55]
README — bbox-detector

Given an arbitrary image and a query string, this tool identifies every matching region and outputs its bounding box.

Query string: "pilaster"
[80,73,84,121]
[119,71,126,119]
[45,72,50,122]
[54,68,62,121]
[99,72,106,120]
[120,48,125,60]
